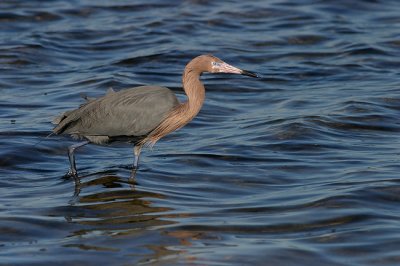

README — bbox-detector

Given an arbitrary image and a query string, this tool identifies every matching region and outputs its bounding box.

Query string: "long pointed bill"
[216,62,259,78]
[241,69,259,78]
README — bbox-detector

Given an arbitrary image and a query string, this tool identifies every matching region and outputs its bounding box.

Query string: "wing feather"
[53,86,179,139]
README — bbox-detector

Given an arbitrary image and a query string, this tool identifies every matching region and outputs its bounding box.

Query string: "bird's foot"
[63,169,81,205]
[65,169,78,178]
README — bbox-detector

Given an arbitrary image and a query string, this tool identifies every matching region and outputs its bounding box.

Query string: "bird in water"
[53,54,258,178]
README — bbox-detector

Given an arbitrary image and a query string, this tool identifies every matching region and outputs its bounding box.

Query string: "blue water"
[1,0,400,265]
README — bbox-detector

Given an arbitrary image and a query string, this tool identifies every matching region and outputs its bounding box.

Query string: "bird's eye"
[211,61,220,68]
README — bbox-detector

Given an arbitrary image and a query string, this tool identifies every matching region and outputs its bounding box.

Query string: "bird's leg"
[130,145,142,180]
[67,141,89,177]
[133,145,142,169]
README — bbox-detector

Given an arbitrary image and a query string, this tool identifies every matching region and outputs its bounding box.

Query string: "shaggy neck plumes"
[141,62,206,147]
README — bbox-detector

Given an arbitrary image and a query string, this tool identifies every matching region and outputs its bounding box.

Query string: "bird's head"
[188,54,259,78]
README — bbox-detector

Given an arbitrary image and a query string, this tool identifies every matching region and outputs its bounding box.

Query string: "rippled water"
[1,0,400,265]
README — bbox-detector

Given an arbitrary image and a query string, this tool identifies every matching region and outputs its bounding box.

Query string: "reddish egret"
[53,54,258,178]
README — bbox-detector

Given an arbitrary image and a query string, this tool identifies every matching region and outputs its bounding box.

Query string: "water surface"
[1,0,400,265]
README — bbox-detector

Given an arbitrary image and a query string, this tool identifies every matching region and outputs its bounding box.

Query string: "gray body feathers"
[53,86,179,144]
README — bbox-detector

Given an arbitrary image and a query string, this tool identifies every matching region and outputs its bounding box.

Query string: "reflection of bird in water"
[65,174,173,225]
[64,173,193,262]
[53,54,258,178]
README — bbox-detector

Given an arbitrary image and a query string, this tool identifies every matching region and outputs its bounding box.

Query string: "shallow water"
[1,0,400,265]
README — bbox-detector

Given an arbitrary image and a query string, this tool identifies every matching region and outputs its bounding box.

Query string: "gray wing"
[53,86,179,138]
[52,88,114,125]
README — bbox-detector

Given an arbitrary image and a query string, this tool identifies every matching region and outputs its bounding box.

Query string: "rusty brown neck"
[141,65,205,146]
[181,67,206,118]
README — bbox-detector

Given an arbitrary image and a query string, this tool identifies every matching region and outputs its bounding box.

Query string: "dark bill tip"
[241,69,259,78]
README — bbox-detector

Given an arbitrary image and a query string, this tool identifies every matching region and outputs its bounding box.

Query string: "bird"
[53,54,258,178]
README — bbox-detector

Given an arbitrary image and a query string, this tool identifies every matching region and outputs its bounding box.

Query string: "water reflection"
[61,172,191,264]
[66,173,171,222]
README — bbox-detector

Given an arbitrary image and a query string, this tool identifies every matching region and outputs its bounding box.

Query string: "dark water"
[1,0,400,265]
